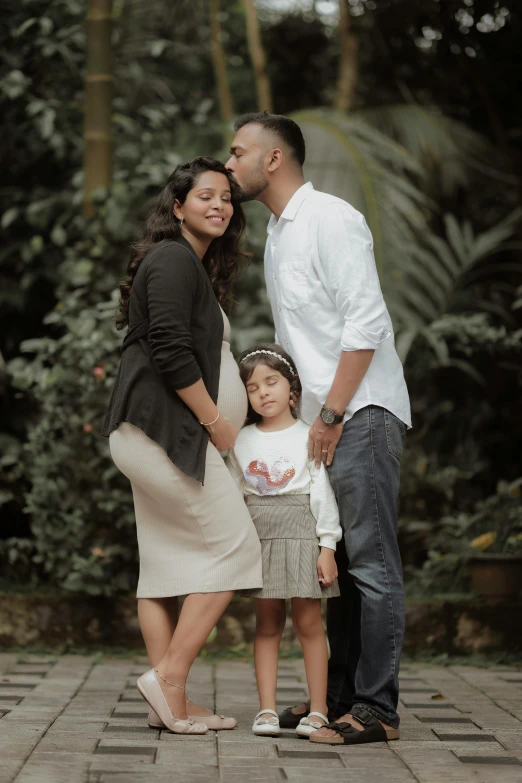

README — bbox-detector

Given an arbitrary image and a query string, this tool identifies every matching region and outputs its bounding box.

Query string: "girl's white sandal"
[296,711,329,738]
[252,709,280,737]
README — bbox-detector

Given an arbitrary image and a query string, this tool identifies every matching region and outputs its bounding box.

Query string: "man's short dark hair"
[234,112,306,167]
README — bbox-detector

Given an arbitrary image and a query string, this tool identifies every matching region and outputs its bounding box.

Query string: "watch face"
[321,408,335,425]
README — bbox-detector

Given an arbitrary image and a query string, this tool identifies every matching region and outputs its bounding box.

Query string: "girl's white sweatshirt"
[226,420,342,551]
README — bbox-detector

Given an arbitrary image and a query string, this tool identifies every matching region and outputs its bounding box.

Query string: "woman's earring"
[179,217,184,228]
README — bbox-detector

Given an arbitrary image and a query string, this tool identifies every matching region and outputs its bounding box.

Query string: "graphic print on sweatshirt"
[244,457,296,495]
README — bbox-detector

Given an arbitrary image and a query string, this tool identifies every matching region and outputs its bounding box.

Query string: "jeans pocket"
[384,410,405,461]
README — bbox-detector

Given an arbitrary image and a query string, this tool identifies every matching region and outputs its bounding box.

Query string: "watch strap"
[321,406,344,425]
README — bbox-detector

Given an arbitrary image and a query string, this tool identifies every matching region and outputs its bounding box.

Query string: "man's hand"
[307,350,374,467]
[308,415,343,467]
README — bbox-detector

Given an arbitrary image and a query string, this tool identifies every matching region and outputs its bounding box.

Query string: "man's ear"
[267,148,283,173]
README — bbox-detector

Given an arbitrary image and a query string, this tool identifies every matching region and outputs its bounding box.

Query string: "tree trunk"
[83,0,113,218]
[335,0,358,112]
[242,0,272,113]
[209,0,234,125]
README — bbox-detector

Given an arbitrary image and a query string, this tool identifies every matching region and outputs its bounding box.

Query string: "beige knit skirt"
[109,422,263,598]
[244,495,340,600]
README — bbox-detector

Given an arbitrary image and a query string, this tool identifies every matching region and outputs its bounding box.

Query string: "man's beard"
[235,178,267,203]
[231,159,268,203]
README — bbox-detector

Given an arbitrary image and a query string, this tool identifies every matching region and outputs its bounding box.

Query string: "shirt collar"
[267,182,314,234]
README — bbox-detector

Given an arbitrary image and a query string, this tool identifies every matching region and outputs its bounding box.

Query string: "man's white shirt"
[264,182,411,428]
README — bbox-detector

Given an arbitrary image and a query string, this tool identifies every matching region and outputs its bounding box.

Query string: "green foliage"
[296,108,522,364]
[2,104,235,592]
[363,105,498,198]
[6,277,137,595]
[0,0,243,593]
[405,478,522,596]
[1,0,521,597]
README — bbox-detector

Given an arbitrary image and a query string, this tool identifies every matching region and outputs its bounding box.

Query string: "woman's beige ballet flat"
[194,713,237,730]
[148,706,237,730]
[148,708,165,729]
[136,669,208,735]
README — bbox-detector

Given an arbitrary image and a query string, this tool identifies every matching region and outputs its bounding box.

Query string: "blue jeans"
[326,405,405,729]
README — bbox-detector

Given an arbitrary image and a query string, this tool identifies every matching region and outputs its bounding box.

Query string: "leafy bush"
[0,0,250,594]
[2,0,521,599]
[3,207,274,595]
[5,244,135,594]
[405,478,522,596]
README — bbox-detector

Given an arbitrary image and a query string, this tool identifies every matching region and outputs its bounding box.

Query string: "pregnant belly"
[217,343,248,432]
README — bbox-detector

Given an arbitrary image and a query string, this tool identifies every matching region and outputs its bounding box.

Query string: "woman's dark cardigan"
[102,237,224,483]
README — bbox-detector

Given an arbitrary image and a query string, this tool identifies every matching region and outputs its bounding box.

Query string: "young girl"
[227,344,342,739]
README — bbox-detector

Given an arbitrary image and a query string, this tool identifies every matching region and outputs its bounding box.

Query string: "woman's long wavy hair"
[116,157,248,330]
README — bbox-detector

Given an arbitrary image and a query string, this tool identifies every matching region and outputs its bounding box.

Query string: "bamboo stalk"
[242,0,273,113]
[209,0,234,125]
[83,0,113,218]
[335,0,358,112]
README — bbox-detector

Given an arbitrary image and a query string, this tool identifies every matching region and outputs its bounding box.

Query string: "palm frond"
[293,108,521,364]
[362,104,511,196]
[292,109,431,320]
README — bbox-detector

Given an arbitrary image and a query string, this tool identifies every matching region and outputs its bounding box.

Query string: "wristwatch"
[320,406,344,426]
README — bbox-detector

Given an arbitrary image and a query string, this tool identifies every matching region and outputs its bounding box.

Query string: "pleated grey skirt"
[245,494,340,600]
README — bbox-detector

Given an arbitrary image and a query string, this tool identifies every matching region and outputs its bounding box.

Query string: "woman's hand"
[317,548,338,587]
[206,416,238,452]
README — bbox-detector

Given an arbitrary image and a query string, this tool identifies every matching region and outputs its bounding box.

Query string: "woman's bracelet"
[199,410,220,428]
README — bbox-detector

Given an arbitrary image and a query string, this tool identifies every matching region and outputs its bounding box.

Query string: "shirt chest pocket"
[277,265,312,311]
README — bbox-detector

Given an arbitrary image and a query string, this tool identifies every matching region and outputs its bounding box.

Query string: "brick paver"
[1,655,521,782]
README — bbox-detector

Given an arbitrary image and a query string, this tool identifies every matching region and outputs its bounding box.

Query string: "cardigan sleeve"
[145,244,203,391]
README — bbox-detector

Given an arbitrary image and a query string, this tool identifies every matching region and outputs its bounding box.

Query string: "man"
[225,112,411,745]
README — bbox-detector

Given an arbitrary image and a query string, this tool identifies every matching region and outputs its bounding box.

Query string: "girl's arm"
[309,459,343,550]
[309,459,341,586]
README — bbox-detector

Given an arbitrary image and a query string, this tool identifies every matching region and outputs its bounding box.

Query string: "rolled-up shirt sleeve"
[146,246,203,391]
[316,204,392,351]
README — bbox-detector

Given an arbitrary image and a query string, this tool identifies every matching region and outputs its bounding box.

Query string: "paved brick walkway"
[1,654,522,782]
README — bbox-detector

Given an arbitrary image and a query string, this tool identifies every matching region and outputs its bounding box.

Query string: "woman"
[102,157,262,735]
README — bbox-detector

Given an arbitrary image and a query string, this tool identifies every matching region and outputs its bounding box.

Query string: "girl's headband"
[240,350,296,375]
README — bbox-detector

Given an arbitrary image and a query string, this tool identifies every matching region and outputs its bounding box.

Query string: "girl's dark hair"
[238,343,302,423]
[116,157,248,329]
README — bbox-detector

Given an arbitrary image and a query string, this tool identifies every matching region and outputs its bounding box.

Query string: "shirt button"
[272,242,276,247]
